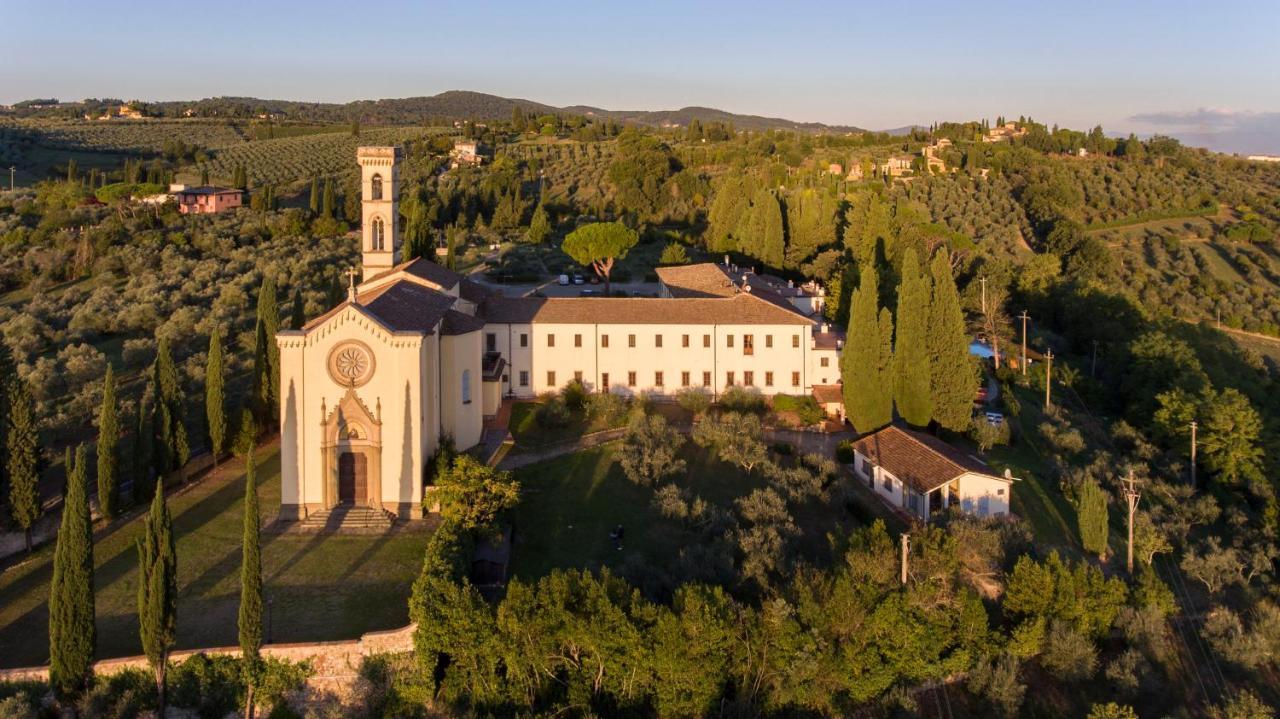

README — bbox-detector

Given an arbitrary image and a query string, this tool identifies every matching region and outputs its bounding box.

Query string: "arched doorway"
[321,388,383,510]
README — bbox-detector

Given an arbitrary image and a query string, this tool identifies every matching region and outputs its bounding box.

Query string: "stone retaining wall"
[0,623,416,693]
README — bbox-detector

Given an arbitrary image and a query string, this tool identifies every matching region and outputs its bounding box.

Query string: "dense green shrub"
[718,385,766,414]
[533,394,570,429]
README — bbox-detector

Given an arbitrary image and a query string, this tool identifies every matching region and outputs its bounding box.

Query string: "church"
[276,146,843,522]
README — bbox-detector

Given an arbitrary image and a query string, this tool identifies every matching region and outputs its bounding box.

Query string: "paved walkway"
[497,428,628,470]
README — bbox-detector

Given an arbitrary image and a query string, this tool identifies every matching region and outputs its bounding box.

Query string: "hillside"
[9,91,867,134]
[562,104,866,133]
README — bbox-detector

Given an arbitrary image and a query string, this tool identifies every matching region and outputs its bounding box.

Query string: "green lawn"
[0,443,429,669]
[509,442,860,583]
[985,386,1082,555]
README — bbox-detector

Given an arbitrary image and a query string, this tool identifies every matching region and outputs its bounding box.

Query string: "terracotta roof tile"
[812,384,843,404]
[655,263,738,298]
[851,424,1000,493]
[481,293,814,326]
[364,257,462,290]
[441,309,485,335]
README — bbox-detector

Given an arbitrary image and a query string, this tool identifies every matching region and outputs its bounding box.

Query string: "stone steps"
[296,505,395,533]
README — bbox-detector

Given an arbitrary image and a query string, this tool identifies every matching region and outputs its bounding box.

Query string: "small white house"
[851,425,1015,521]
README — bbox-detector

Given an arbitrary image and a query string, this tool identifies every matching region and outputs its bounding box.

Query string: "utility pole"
[900,533,910,585]
[7,166,14,192]
[1043,349,1054,410]
[1019,310,1030,375]
[1091,340,1099,380]
[1122,469,1141,575]
[1189,420,1198,489]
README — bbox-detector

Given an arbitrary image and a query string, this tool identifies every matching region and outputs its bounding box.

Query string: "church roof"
[364,257,463,291]
[480,293,814,326]
[360,281,456,332]
[303,280,458,334]
[441,309,486,336]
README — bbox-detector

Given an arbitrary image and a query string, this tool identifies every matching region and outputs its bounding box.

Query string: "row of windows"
[518,370,803,389]
[492,332,803,351]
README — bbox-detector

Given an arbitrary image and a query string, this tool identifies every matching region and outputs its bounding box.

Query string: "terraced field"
[3,118,249,152]
[190,126,445,187]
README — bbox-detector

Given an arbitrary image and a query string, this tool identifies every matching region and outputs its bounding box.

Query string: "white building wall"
[484,321,816,399]
[809,347,840,386]
[277,307,428,520]
[440,331,484,449]
[957,472,1013,517]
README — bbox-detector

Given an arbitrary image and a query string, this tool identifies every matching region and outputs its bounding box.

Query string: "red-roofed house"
[174,186,243,214]
[850,424,1016,521]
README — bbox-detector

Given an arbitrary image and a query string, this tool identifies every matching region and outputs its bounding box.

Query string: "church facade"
[276,146,842,522]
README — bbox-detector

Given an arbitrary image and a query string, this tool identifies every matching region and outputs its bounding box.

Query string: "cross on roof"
[345,267,359,302]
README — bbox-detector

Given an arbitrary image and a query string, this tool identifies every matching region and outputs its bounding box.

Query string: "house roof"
[480,292,814,326]
[813,331,844,350]
[655,263,738,298]
[851,424,1004,493]
[176,186,241,196]
[812,384,843,405]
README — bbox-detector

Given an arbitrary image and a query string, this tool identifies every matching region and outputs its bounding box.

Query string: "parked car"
[579,289,600,297]
[573,274,585,285]
[557,274,570,286]
[984,411,1004,426]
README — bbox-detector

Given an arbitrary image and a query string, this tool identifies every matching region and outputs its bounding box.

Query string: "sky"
[4,0,1280,152]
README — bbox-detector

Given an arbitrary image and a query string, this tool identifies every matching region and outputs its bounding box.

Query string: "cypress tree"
[321,179,335,219]
[0,344,14,500]
[254,276,280,425]
[1077,479,1109,559]
[892,248,933,427]
[152,336,189,476]
[841,264,894,432]
[308,177,320,215]
[206,329,226,467]
[528,202,551,244]
[239,452,263,718]
[7,378,41,552]
[927,253,977,431]
[132,385,154,503]
[290,291,305,330]
[200,166,210,186]
[737,188,785,269]
[96,364,119,520]
[137,485,177,717]
[251,323,270,427]
[49,444,95,697]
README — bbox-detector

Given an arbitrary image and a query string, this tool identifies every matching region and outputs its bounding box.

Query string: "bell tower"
[356,146,403,282]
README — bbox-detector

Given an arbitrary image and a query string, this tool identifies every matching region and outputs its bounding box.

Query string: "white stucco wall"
[483,321,815,399]
[957,472,1013,517]
[440,331,483,449]
[277,306,429,520]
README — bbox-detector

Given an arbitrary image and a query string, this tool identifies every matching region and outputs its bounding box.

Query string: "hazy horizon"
[5,0,1280,153]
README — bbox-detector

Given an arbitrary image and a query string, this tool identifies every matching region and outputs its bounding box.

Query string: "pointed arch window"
[371,216,385,251]
[370,173,383,200]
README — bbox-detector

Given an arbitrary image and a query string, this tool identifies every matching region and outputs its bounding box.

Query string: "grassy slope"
[0,443,428,669]
[509,442,860,583]
[984,386,1081,555]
